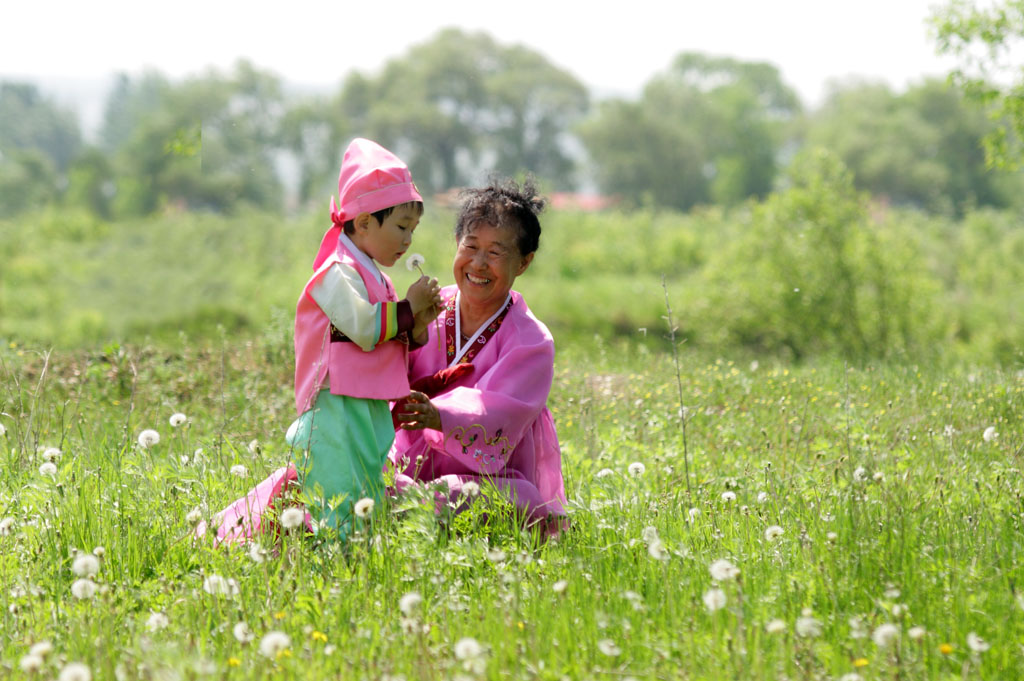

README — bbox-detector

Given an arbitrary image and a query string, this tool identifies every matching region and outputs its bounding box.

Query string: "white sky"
[2,0,954,107]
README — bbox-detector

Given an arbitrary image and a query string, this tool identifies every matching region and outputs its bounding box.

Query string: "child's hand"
[406,276,441,315]
[412,302,440,342]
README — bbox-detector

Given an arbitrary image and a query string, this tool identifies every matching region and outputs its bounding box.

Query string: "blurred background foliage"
[2,12,1023,366]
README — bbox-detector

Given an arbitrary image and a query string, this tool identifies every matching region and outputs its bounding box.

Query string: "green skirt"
[286,389,395,538]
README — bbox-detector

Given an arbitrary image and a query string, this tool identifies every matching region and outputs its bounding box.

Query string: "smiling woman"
[391,178,567,533]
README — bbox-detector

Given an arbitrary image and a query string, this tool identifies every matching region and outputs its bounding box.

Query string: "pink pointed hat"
[314,138,422,268]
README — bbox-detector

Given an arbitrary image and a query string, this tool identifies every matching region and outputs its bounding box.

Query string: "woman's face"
[453,222,533,312]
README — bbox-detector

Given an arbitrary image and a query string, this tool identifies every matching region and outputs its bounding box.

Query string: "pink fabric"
[389,286,566,521]
[331,138,422,227]
[195,465,313,546]
[293,237,410,414]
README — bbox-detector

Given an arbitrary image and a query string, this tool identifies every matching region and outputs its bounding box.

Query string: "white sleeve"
[309,262,381,352]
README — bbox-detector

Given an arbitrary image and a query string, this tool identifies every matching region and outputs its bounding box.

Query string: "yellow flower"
[274,611,286,620]
[517,621,525,631]
[939,643,954,655]
[312,630,328,642]
[853,658,869,668]
[276,648,292,660]
[227,657,241,667]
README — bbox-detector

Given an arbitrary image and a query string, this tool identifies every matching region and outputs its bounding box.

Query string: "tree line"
[1,26,1021,220]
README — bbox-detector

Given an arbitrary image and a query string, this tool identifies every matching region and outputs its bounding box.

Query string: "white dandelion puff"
[647,539,668,560]
[757,491,769,504]
[233,621,255,643]
[0,422,5,437]
[146,611,169,632]
[765,619,786,634]
[709,559,740,582]
[838,674,863,681]
[486,548,507,563]
[202,574,239,597]
[597,639,621,656]
[29,641,53,657]
[908,626,926,640]
[259,631,291,658]
[764,525,784,542]
[169,413,187,427]
[595,467,615,479]
[983,426,997,442]
[853,466,868,482]
[70,578,97,600]
[58,662,92,681]
[42,447,61,462]
[399,591,422,616]
[721,491,736,502]
[627,461,646,476]
[461,480,480,498]
[826,531,839,543]
[872,623,899,647]
[703,588,727,612]
[405,253,426,272]
[137,429,160,448]
[966,632,990,653]
[884,585,901,599]
[687,507,701,522]
[185,507,203,525]
[892,603,907,618]
[354,497,375,518]
[72,553,100,577]
[280,507,305,530]
[873,471,885,483]
[247,439,260,455]
[248,542,269,564]
[795,614,822,637]
[454,637,484,660]
[0,516,14,535]
[641,526,660,543]
[552,579,569,594]
[20,654,44,673]
[229,464,247,477]
[39,462,57,477]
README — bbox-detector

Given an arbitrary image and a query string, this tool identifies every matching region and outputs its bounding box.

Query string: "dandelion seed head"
[595,468,615,479]
[0,422,5,437]
[20,653,44,673]
[0,516,14,535]
[647,539,668,560]
[765,619,786,634]
[641,526,659,544]
[872,623,900,647]
[983,426,997,442]
[399,591,422,616]
[186,507,203,525]
[58,662,92,681]
[42,447,61,462]
[838,674,863,681]
[597,639,621,656]
[873,471,885,483]
[202,574,239,597]
[703,588,727,612]
[247,439,260,455]
[70,578,97,600]
[146,611,169,632]
[259,631,291,658]
[230,464,247,477]
[853,466,868,483]
[687,507,701,522]
[353,497,375,518]
[405,253,426,272]
[709,559,740,582]
[757,491,769,504]
[721,491,736,502]
[795,614,823,637]
[137,429,160,448]
[454,637,484,660]
[280,507,305,530]
[248,542,269,564]
[908,626,926,640]
[169,413,187,427]
[461,480,480,498]
[892,603,907,618]
[883,585,901,599]
[234,621,255,643]
[39,462,57,477]
[627,461,645,476]
[552,579,569,594]
[966,632,990,653]
[72,553,100,577]
[29,641,53,657]
[764,525,784,542]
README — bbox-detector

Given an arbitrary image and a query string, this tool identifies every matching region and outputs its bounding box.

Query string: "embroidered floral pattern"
[447,424,513,466]
[444,294,512,365]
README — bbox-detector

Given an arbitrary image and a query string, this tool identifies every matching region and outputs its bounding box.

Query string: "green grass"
[1,334,1021,679]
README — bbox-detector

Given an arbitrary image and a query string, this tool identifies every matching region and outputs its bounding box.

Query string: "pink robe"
[389,286,567,522]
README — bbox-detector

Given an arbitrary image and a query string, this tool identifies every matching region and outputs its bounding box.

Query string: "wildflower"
[872,623,899,647]
[454,636,484,660]
[248,542,269,563]
[853,466,868,483]
[795,611,822,637]
[230,464,247,477]
[642,526,659,543]
[552,579,569,594]
[72,553,100,577]
[399,591,422,616]
[39,462,57,477]
[721,491,736,502]
[0,517,14,535]
[354,497,374,519]
[0,422,5,436]
[486,548,507,563]
[826,531,838,544]
[595,468,615,479]
[853,658,869,668]
[764,525,784,542]
[687,507,701,522]
[202,574,239,597]
[765,619,786,634]
[702,588,727,612]
[757,491,769,504]
[311,630,327,643]
[20,654,44,673]
[749,360,759,371]
[58,662,92,681]
[908,626,926,640]
[169,413,187,427]
[227,657,241,667]
[247,439,260,455]
[849,616,868,639]
[29,641,53,657]
[892,603,907,618]
[627,461,646,476]
[259,631,291,658]
[233,621,255,643]
[709,559,740,582]
[405,253,426,272]
[839,674,863,681]
[597,639,621,656]
[146,611,169,632]
[983,426,997,442]
[648,539,668,560]
[42,447,61,462]
[280,507,305,530]
[966,632,989,653]
[883,585,901,599]
[943,424,956,438]
[461,480,480,498]
[71,578,97,600]
[939,643,953,655]
[873,471,884,483]
[137,429,160,448]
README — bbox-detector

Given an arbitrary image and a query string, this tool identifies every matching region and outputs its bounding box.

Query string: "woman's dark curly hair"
[455,177,546,256]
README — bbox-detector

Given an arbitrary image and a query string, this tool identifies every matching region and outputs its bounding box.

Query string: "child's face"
[355,205,421,267]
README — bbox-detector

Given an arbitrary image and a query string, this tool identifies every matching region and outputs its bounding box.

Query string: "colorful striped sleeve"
[311,264,414,351]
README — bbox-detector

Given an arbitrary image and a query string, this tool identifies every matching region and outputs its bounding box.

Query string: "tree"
[932,0,1024,168]
[0,82,82,173]
[578,52,800,211]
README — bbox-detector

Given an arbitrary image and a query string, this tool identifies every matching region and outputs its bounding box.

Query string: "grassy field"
[1,331,1021,680]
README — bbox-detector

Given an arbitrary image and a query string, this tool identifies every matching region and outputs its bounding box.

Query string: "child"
[287,137,440,539]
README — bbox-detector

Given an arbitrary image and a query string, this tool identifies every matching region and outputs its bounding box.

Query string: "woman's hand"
[396,390,441,430]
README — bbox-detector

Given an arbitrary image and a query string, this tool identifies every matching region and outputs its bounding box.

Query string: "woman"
[391,178,566,528]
